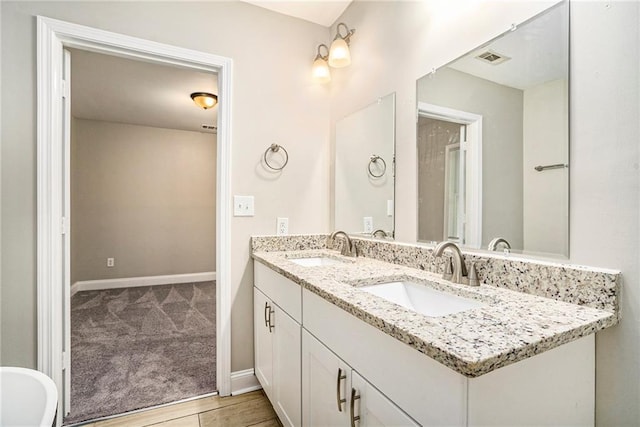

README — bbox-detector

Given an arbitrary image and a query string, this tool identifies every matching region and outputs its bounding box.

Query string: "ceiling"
[242,0,352,27]
[70,1,354,131]
[448,4,567,90]
[70,48,218,133]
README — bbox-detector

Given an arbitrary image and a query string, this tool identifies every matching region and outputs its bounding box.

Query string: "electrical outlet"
[363,217,373,234]
[107,257,115,268]
[277,217,289,236]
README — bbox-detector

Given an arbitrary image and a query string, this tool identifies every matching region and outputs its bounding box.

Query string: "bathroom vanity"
[251,236,619,427]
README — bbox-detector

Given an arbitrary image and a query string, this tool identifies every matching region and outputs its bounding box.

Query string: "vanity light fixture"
[328,23,356,68]
[312,44,331,84]
[190,92,218,110]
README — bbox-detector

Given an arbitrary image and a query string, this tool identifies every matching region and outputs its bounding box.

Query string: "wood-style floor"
[81,391,280,427]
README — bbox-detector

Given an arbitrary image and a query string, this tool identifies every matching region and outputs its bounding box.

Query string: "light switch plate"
[234,195,255,216]
[387,199,394,217]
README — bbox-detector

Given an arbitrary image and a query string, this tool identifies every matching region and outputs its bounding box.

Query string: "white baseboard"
[71,272,216,297]
[231,369,261,395]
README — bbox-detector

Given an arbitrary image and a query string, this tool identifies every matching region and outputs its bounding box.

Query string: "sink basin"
[289,257,345,267]
[360,281,485,317]
[0,367,58,427]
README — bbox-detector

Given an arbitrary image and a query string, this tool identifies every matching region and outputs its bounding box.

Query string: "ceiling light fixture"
[311,44,331,84]
[190,92,218,110]
[328,23,355,68]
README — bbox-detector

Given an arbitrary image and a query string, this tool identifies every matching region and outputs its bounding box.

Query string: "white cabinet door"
[273,305,302,427]
[254,287,274,399]
[302,330,350,427]
[351,371,419,427]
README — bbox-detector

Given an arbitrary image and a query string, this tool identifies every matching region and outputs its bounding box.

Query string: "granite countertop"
[252,249,617,378]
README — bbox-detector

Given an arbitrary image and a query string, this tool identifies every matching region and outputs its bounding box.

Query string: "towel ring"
[368,155,386,178]
[264,144,289,171]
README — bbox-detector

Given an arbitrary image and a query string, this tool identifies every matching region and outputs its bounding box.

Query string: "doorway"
[36,17,232,427]
[63,48,218,424]
[417,102,483,248]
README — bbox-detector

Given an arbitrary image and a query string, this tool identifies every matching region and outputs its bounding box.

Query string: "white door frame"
[36,16,233,425]
[418,102,483,248]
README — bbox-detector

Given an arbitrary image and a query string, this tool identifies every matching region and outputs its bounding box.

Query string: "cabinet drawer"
[255,262,302,323]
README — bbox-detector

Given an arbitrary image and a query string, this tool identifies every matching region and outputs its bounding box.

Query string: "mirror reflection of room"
[335,93,396,238]
[416,1,569,257]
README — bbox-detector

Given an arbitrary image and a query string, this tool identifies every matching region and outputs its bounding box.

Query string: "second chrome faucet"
[433,241,479,286]
[328,230,358,257]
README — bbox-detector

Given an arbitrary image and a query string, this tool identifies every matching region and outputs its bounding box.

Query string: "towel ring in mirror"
[368,154,386,178]
[264,143,289,171]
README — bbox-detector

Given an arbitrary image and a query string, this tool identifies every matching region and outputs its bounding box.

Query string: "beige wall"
[330,1,639,424]
[417,67,524,248]
[71,118,216,283]
[1,1,330,371]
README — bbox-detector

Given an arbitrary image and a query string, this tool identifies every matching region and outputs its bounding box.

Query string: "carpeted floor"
[64,281,216,424]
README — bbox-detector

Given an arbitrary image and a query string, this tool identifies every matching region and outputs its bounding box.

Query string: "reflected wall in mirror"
[416,1,569,257]
[335,93,395,238]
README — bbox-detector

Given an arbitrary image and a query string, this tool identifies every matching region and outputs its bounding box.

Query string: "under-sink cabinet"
[253,262,596,426]
[254,265,302,427]
[302,329,418,426]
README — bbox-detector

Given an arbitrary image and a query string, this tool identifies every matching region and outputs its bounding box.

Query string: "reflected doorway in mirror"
[417,103,482,249]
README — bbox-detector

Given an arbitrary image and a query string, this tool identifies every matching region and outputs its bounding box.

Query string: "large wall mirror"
[335,93,396,237]
[416,1,569,258]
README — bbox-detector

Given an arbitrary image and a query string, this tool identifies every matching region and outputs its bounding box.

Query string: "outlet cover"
[107,257,115,268]
[277,217,289,236]
[234,195,255,216]
[363,217,373,234]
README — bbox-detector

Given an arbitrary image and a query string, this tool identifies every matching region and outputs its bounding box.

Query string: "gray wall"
[330,1,639,425]
[71,119,216,283]
[1,1,330,371]
[522,78,569,255]
[417,67,524,249]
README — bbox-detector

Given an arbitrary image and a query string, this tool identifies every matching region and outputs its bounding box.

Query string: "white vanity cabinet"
[301,330,351,426]
[254,264,302,427]
[253,287,274,398]
[351,371,419,427]
[302,330,418,427]
[254,263,596,427]
[303,288,595,427]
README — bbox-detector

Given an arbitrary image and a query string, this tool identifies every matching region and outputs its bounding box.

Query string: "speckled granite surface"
[252,234,621,317]
[251,234,328,252]
[251,240,619,377]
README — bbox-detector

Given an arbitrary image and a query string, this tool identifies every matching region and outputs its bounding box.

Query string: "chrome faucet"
[488,237,511,252]
[433,241,479,286]
[371,229,388,238]
[328,231,357,257]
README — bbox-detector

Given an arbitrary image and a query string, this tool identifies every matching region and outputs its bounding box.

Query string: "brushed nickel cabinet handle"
[336,368,347,411]
[264,302,269,327]
[268,307,275,332]
[350,387,361,427]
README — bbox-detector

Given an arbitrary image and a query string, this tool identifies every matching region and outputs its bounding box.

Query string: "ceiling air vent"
[201,124,217,133]
[475,50,511,65]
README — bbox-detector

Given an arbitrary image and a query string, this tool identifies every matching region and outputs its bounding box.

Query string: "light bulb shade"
[190,92,218,109]
[328,38,351,68]
[312,57,331,84]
